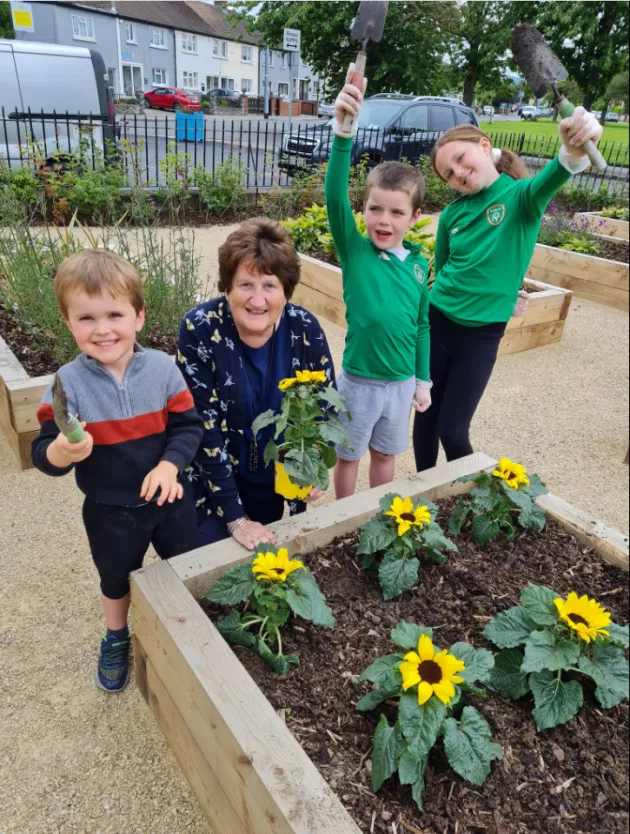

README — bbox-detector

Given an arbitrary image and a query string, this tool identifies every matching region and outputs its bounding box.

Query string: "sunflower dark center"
[418,660,443,685]
[401,513,416,522]
[568,613,590,627]
[271,568,285,575]
[506,470,518,480]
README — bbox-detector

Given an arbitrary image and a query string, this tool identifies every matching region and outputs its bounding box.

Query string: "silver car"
[318,101,335,119]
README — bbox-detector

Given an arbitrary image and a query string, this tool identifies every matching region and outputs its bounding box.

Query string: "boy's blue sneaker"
[95,629,130,693]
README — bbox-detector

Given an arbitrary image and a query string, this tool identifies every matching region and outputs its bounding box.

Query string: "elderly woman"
[177,218,335,550]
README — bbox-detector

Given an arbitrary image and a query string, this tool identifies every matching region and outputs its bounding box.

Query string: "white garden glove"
[333,65,368,138]
[413,380,432,413]
[512,289,529,318]
[558,106,603,173]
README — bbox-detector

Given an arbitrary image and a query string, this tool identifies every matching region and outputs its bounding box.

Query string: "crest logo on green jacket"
[486,204,506,226]
[414,264,426,284]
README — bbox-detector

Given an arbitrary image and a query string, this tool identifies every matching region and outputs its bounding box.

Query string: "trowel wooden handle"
[557,97,607,173]
[342,52,367,135]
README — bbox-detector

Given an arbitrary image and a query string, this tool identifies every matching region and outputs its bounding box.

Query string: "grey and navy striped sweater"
[32,345,203,506]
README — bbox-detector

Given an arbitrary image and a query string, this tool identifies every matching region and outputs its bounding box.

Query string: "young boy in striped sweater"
[32,250,203,693]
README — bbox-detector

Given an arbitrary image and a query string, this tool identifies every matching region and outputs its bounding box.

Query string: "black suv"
[278,95,479,173]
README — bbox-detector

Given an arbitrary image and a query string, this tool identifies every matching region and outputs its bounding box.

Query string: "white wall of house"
[175,29,221,93]
[210,38,258,95]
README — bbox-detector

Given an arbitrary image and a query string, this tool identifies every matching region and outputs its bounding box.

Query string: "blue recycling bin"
[176,111,204,143]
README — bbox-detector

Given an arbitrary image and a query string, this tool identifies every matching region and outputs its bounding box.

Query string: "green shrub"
[193,158,246,216]
[416,156,455,210]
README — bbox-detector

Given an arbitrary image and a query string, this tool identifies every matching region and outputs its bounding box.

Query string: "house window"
[183,71,198,90]
[241,78,252,94]
[71,14,94,40]
[241,45,253,63]
[268,51,274,67]
[124,22,136,43]
[280,52,286,69]
[221,41,228,59]
[207,75,220,91]
[181,33,197,53]
[278,82,288,97]
[152,68,167,85]
[220,77,235,91]
[212,39,219,58]
[151,28,166,48]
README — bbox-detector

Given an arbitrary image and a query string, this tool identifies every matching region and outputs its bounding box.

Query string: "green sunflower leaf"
[411,763,428,812]
[449,643,495,686]
[263,438,280,466]
[251,409,277,435]
[216,611,257,649]
[443,707,503,785]
[578,642,629,709]
[524,473,548,497]
[357,515,398,556]
[456,472,491,485]
[398,747,428,793]
[318,386,348,413]
[520,585,559,626]
[391,621,434,650]
[285,570,335,628]
[379,492,400,513]
[421,523,458,554]
[282,446,321,486]
[398,690,447,758]
[361,551,380,570]
[419,497,439,522]
[518,503,547,532]
[371,714,404,792]
[522,630,581,674]
[318,414,350,448]
[470,485,496,513]
[471,514,500,547]
[487,649,530,700]
[205,563,256,605]
[379,553,420,601]
[529,670,584,731]
[315,439,337,469]
[448,498,470,535]
[608,624,630,649]
[255,638,300,674]
[499,479,534,509]
[355,686,399,712]
[358,655,403,687]
[483,606,538,649]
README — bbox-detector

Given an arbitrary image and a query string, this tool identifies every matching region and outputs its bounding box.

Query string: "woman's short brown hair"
[218,218,301,300]
[431,125,530,181]
[54,249,144,318]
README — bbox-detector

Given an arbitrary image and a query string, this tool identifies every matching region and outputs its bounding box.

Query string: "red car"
[144,87,200,112]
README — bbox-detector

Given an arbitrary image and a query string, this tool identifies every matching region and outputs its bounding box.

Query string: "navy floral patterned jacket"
[176,297,336,524]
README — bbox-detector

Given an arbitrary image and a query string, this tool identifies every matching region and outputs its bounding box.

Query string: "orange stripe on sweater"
[88,409,169,446]
[168,388,194,413]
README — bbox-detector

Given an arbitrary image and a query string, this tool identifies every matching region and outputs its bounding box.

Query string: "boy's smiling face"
[364,186,422,251]
[64,289,145,376]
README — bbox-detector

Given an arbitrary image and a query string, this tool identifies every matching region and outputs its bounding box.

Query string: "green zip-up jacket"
[430,156,572,326]
[325,135,430,381]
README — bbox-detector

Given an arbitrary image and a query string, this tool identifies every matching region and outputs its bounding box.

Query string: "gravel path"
[1,223,628,833]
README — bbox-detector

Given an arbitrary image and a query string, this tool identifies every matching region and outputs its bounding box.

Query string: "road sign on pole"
[283,28,301,53]
[10,1,34,31]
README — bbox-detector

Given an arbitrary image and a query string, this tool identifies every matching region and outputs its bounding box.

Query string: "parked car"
[279,95,479,173]
[318,101,335,118]
[520,106,541,120]
[606,111,620,122]
[144,87,200,112]
[201,88,241,107]
[482,105,494,116]
[538,107,554,117]
[0,38,118,169]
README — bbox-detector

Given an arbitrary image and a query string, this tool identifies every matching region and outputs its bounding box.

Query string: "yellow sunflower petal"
[400,660,421,691]
[417,634,436,662]
[389,496,405,516]
[417,681,434,705]
[400,496,414,515]
[397,519,412,537]
[432,680,456,705]
[278,377,297,391]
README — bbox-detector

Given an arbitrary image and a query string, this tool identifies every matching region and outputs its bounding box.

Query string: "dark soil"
[0,302,178,377]
[202,501,629,834]
[596,238,629,264]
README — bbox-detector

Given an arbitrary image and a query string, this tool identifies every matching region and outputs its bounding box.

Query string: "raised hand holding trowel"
[335,1,389,138]
[511,25,607,172]
[47,373,93,466]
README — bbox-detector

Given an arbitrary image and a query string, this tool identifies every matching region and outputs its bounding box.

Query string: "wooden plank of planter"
[170,452,497,600]
[575,212,629,241]
[527,243,629,311]
[8,374,53,434]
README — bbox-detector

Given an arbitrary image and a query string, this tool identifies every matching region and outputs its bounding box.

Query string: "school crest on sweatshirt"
[486,204,506,226]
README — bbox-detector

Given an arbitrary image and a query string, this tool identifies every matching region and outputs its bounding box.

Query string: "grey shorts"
[335,370,416,461]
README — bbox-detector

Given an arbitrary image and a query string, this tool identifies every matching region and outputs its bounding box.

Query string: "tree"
[232,1,457,98]
[0,2,15,38]
[606,70,629,112]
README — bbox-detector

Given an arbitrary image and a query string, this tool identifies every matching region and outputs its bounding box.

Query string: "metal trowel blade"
[350,0,389,44]
[511,24,568,98]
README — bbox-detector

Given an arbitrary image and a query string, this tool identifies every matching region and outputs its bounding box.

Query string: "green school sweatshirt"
[325,135,430,381]
[431,157,572,326]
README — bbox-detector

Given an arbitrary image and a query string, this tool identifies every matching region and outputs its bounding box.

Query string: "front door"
[122,64,143,97]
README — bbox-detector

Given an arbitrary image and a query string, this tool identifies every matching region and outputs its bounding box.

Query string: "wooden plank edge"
[171,452,497,599]
[537,492,629,572]
[131,561,361,834]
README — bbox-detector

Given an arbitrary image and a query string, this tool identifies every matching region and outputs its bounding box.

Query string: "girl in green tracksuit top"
[413,109,603,472]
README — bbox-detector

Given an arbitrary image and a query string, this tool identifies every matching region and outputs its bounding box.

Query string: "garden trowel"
[511,25,607,172]
[342,0,389,135]
[52,373,85,443]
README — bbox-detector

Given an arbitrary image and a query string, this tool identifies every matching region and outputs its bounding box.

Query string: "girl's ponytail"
[431,125,530,181]
[492,147,530,180]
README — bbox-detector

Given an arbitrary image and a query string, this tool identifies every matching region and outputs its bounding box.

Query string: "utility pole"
[287,49,293,140]
[264,47,270,119]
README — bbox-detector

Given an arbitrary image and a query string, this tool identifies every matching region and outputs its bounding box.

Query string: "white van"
[0,39,117,168]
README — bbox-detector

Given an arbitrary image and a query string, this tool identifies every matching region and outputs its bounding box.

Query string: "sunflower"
[492,457,530,490]
[252,548,305,583]
[554,592,612,643]
[274,462,312,500]
[384,496,432,537]
[278,370,327,391]
[399,634,466,706]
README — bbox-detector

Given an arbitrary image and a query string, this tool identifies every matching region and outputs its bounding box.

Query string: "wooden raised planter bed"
[575,211,629,242]
[293,254,573,356]
[130,452,629,834]
[527,243,629,311]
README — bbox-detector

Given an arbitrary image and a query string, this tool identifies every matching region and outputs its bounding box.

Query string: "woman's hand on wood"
[231,519,278,551]
[304,488,326,504]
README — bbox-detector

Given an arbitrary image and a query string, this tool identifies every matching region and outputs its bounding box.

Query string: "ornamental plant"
[252,369,351,499]
[358,493,457,600]
[485,584,629,731]
[357,622,501,812]
[448,458,548,546]
[205,544,334,674]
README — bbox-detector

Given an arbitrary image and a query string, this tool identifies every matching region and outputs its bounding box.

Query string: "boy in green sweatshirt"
[327,70,432,499]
